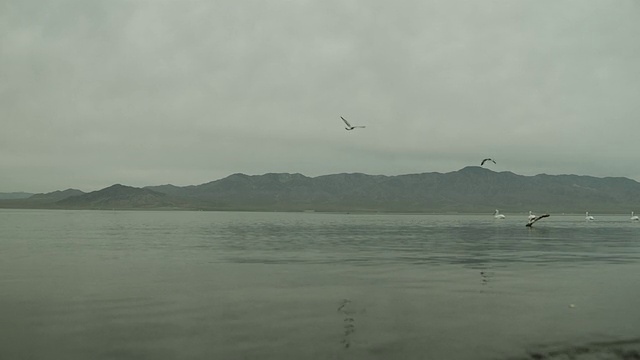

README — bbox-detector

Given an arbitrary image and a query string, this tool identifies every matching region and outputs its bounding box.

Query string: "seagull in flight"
[481,158,496,166]
[526,214,550,227]
[340,116,365,131]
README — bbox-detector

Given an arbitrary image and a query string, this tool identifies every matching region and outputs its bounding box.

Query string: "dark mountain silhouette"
[0,189,83,207]
[29,189,85,202]
[143,166,640,213]
[56,184,177,209]
[2,167,640,212]
[0,192,33,200]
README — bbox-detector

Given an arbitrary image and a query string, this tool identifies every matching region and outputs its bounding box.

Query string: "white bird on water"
[585,212,594,221]
[340,116,365,131]
[631,212,639,221]
[494,209,505,219]
[528,211,536,221]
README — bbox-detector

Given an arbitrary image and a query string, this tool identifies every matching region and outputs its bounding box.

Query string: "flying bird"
[340,116,366,130]
[481,158,496,166]
[526,214,550,227]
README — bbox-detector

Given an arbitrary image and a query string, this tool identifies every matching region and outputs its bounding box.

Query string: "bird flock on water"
[338,116,638,227]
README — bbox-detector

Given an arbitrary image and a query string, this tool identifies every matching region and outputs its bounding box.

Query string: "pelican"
[340,116,365,131]
[526,214,550,227]
[631,212,639,221]
[585,212,594,221]
[494,209,505,219]
[481,158,496,166]
[528,211,536,221]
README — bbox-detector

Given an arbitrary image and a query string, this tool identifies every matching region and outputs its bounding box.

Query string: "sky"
[2,0,639,193]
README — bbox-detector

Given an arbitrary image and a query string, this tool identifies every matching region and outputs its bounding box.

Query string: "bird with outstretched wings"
[340,116,366,131]
[526,214,550,227]
[481,158,496,166]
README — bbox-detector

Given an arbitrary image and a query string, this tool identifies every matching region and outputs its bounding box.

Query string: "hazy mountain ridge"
[56,184,179,209]
[2,167,640,212]
[29,189,85,202]
[0,192,34,200]
[149,166,640,213]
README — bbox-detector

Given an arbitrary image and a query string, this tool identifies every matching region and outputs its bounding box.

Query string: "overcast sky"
[2,0,639,193]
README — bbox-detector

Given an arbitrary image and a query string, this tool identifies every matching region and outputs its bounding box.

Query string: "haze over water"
[1,210,639,359]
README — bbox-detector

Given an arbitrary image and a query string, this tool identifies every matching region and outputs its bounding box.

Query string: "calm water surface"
[1,210,639,359]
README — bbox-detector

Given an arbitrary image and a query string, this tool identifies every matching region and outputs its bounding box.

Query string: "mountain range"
[1,166,639,213]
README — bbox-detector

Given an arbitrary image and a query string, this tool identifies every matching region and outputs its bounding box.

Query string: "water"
[1,210,639,359]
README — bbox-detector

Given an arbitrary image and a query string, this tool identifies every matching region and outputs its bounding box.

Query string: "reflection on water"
[1,210,639,359]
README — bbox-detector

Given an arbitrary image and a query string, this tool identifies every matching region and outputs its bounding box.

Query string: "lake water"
[1,209,639,359]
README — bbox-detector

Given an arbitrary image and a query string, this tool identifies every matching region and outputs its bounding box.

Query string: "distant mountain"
[0,192,33,200]
[3,167,640,212]
[144,166,640,213]
[56,184,178,209]
[29,189,85,202]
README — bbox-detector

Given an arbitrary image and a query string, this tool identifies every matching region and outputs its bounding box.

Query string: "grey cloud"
[1,0,639,192]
